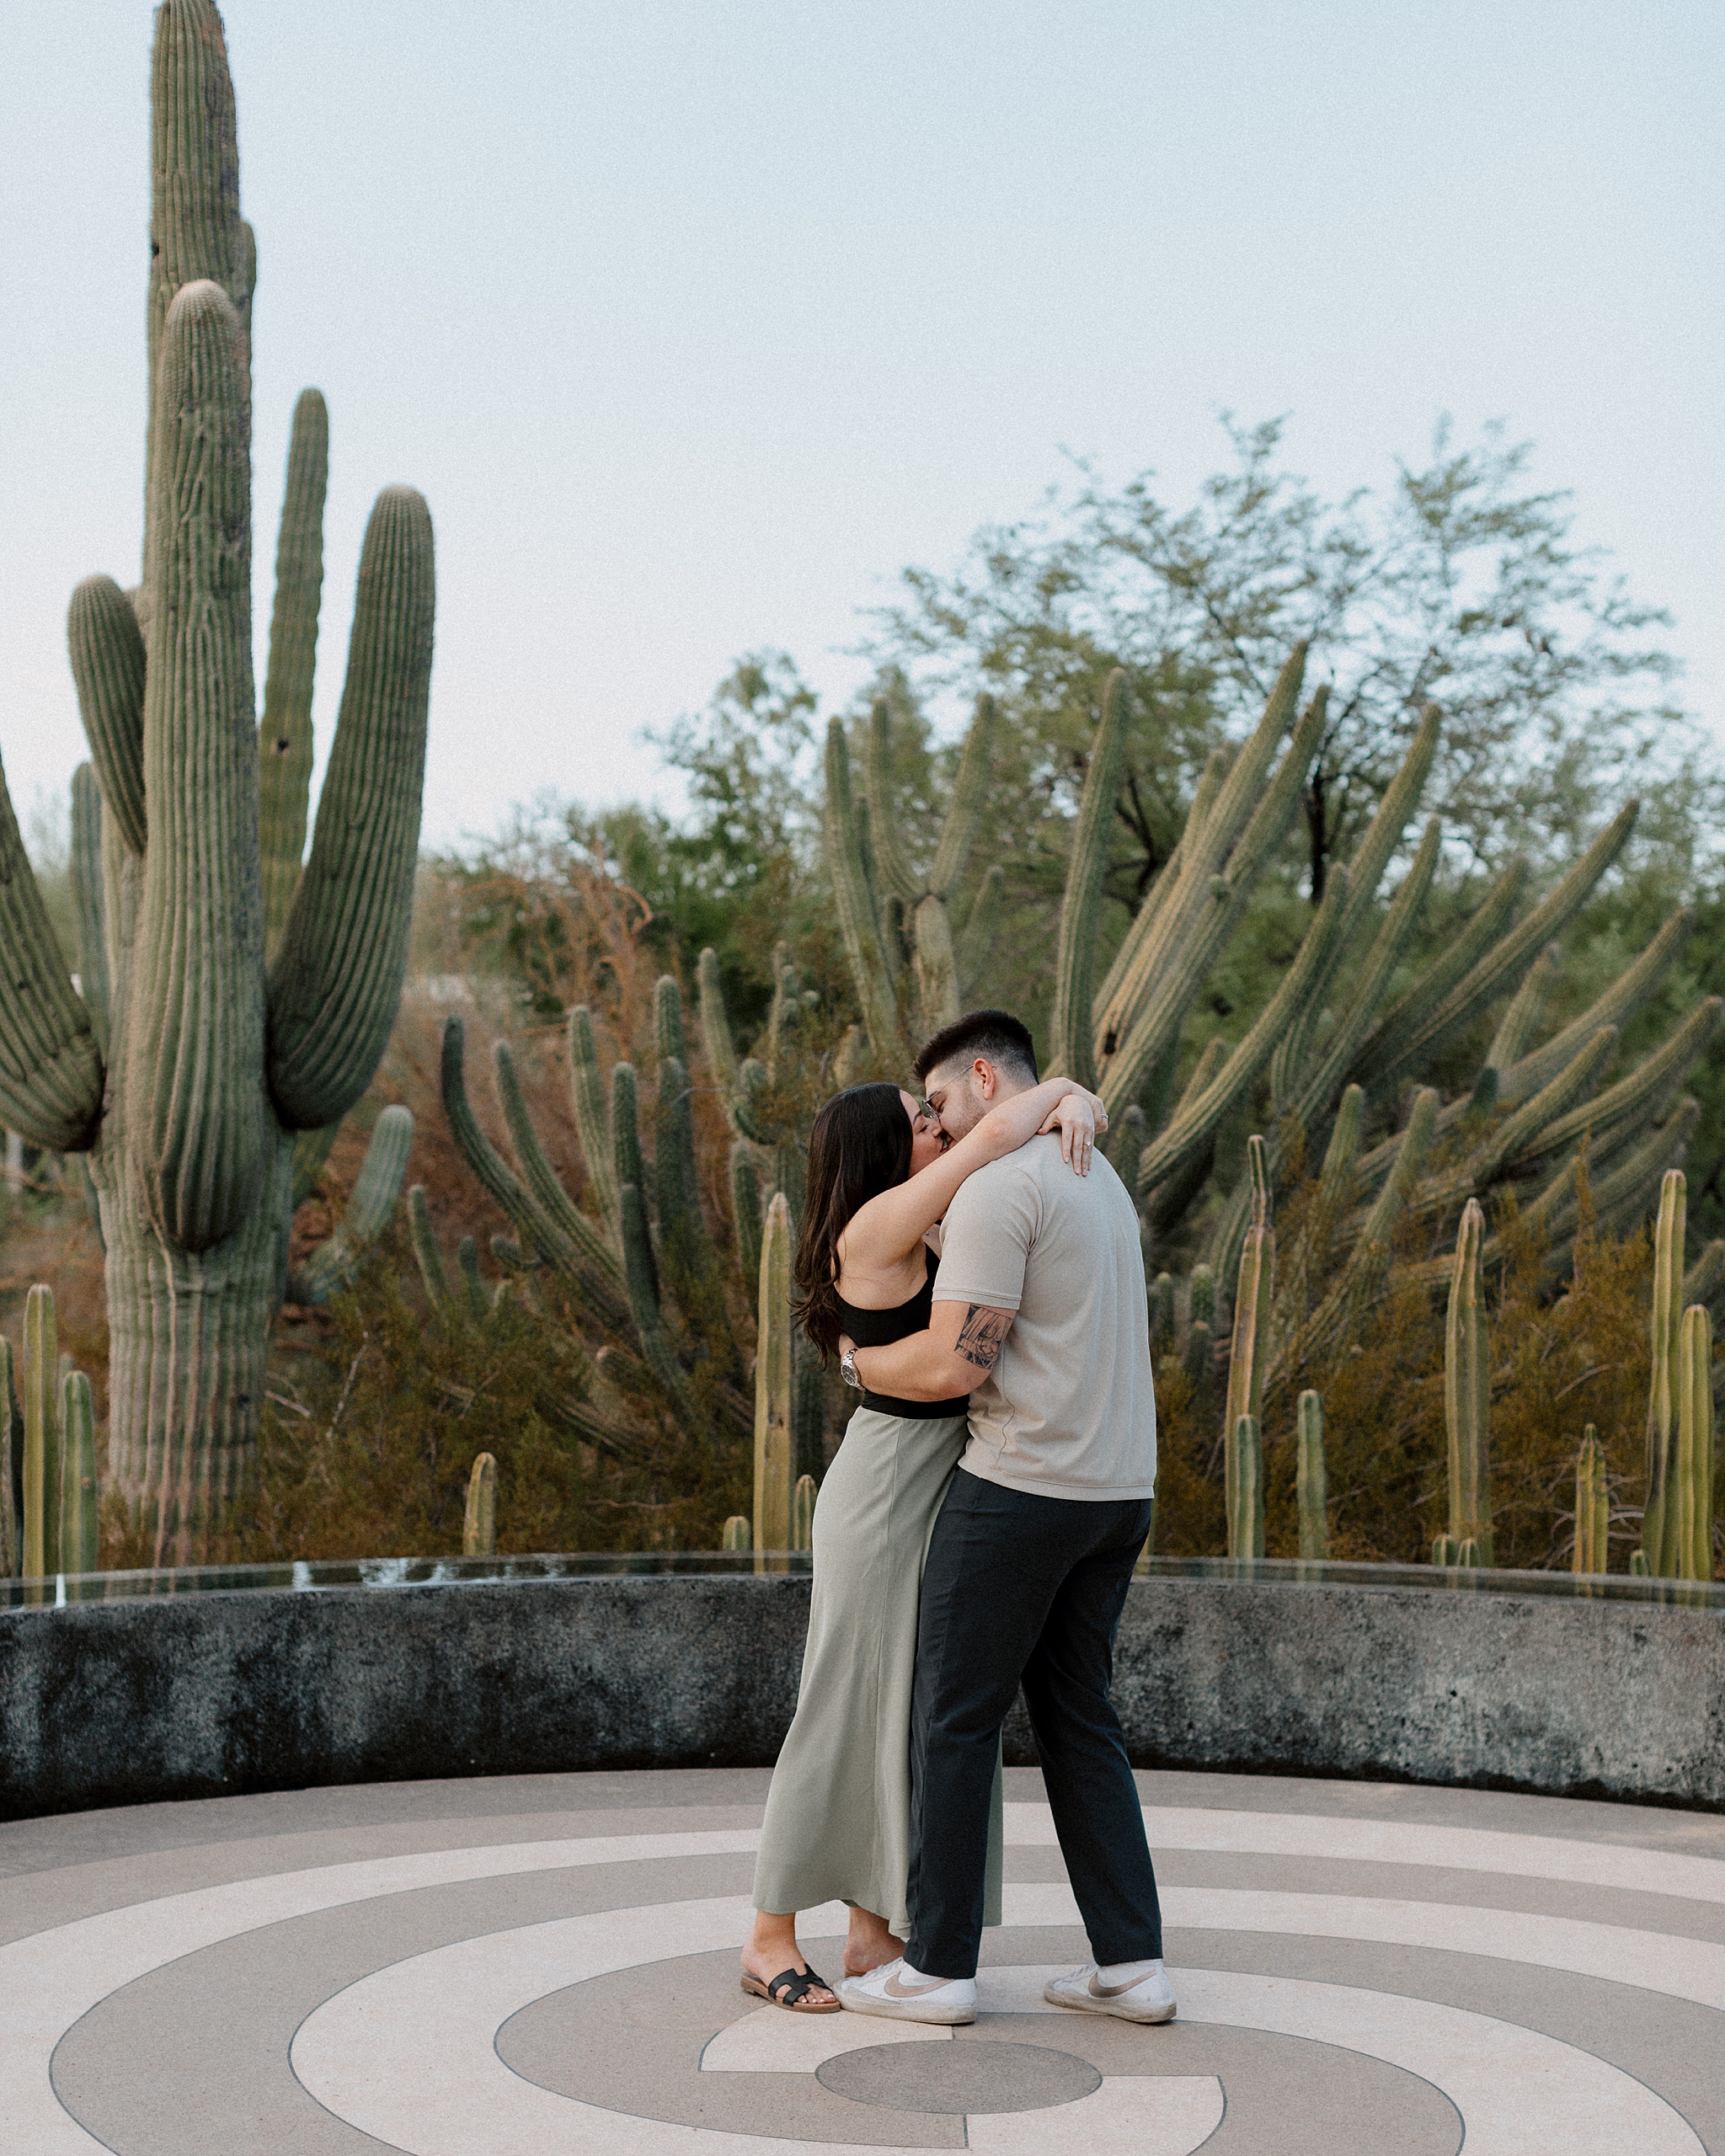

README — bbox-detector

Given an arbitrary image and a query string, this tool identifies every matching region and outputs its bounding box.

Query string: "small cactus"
[1630,1549,1651,1577]
[754,1193,794,1571]
[22,1284,57,1579]
[1224,1138,1275,1547]
[1677,1305,1715,1582]
[462,1450,496,1558]
[1296,1390,1329,1561]
[792,1473,818,1552]
[721,1514,750,1552]
[1227,1414,1263,1561]
[1439,1198,1493,1567]
[1572,1425,1609,1576]
[1642,1171,1685,1576]
[57,1371,99,1578]
[0,1338,15,1577]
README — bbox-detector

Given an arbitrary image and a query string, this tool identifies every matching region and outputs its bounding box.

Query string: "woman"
[740,1072,1106,2012]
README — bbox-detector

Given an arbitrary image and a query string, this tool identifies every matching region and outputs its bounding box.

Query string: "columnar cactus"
[754,1193,794,1570]
[0,1340,15,1577]
[1224,1136,1274,1556]
[0,3,435,1561]
[792,1472,817,1553]
[21,1287,58,1580]
[58,1373,99,1579]
[463,1451,497,1558]
[1434,1198,1493,1567]
[437,982,750,1455]
[1296,1389,1329,1562]
[1049,670,1129,1089]
[1227,1416,1263,1561]
[722,1514,750,1552]
[1572,1425,1609,1577]
[1642,1170,1685,1577]
[1677,1305,1715,1583]
[825,691,997,1064]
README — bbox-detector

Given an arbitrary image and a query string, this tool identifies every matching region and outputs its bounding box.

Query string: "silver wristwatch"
[840,1343,862,1390]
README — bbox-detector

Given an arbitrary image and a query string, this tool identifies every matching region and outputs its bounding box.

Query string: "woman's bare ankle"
[842,1911,905,1977]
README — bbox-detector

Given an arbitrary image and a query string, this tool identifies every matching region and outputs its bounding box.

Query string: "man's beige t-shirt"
[932,1136,1156,1501]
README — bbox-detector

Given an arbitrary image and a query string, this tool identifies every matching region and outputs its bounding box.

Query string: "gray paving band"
[42,1844,1725,2154]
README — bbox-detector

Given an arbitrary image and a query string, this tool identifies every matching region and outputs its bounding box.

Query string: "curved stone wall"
[1,1568,1721,1819]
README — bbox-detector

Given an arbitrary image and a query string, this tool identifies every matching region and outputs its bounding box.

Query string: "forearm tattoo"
[954,1305,1012,1373]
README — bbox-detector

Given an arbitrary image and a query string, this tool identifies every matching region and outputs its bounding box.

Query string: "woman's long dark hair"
[792,1082,914,1361]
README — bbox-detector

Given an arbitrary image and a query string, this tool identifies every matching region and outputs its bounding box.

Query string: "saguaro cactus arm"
[267,485,434,1132]
[0,749,104,1151]
[124,280,268,1251]
[68,765,112,1064]
[864,699,927,906]
[1498,907,1695,1106]
[258,387,330,954]
[1049,670,1127,1090]
[288,1104,415,1305]
[67,576,147,856]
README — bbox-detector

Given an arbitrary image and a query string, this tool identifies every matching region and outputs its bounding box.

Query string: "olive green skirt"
[752,1406,1004,1935]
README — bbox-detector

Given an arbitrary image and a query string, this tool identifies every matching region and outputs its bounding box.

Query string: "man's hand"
[849,1300,1016,1401]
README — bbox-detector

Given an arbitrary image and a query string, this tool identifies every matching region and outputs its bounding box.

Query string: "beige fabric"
[751,1406,1003,1933]
[932,1138,1156,1501]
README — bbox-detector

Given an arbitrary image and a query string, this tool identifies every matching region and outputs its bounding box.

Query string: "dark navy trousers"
[905,1466,1162,1978]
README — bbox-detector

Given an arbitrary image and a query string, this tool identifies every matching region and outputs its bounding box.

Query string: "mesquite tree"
[0,1,433,1560]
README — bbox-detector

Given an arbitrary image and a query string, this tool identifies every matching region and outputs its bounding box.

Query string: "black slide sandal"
[740,1964,842,2014]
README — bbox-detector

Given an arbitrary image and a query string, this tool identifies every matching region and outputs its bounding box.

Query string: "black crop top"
[836,1251,971,1420]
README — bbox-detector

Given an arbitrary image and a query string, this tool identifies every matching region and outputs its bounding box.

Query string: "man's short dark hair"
[913,1008,1039,1086]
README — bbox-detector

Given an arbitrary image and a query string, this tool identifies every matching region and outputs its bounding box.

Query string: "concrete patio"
[3,1762,1722,2153]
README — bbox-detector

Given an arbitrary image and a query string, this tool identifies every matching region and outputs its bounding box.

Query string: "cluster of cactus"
[824,692,1003,1068]
[0,2,432,1561]
[824,646,1717,1570]
[0,1285,98,1584]
[1639,1171,1718,1580]
[430,912,850,1518]
[1433,1198,1494,1567]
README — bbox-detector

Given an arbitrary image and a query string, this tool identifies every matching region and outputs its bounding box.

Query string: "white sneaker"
[1044,1959,1177,2024]
[839,1956,977,2024]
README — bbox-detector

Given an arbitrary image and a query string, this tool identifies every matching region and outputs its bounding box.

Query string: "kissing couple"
[738,1006,1172,2027]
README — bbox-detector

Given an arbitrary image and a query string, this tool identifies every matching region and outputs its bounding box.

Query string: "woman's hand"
[1041,1091,1103,1174]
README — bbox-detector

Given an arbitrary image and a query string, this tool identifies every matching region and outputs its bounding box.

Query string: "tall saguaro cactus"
[1677,1305,1716,1583]
[0,3,435,1560]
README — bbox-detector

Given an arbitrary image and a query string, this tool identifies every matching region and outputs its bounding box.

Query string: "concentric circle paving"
[2,1764,1721,2153]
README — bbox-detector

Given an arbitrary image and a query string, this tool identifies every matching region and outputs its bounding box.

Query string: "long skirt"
[752,1406,1004,1936]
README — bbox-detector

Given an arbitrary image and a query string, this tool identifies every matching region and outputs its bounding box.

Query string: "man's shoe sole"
[839,1987,975,2025]
[1043,1980,1177,2025]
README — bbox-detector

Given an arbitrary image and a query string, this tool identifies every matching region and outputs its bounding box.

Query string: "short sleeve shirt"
[932,1138,1156,1500]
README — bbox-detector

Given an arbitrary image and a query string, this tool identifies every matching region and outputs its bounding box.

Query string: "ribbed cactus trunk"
[1296,1390,1328,1562]
[1642,1170,1685,1577]
[1676,1305,1715,1583]
[1435,1198,1493,1567]
[1224,1137,1274,1557]
[754,1193,794,1572]
[1572,1426,1609,1577]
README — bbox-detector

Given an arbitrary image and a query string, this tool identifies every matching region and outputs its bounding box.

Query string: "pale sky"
[3,1,1720,851]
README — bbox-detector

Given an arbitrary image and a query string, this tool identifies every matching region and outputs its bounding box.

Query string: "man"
[836,1007,1172,2029]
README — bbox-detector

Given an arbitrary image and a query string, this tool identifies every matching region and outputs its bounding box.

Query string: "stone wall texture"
[1,1573,1721,1819]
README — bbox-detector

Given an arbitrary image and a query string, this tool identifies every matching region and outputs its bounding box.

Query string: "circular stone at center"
[816,2039,1102,2115]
